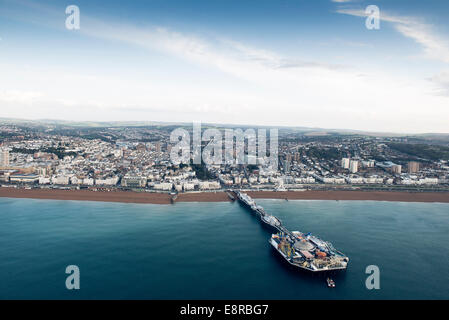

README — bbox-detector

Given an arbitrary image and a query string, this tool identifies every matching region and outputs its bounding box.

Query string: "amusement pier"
[234,191,349,272]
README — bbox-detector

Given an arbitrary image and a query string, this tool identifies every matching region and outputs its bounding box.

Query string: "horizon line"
[1,116,448,136]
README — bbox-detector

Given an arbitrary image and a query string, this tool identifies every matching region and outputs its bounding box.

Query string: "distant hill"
[1,117,448,141]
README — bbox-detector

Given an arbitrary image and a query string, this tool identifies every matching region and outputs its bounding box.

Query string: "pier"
[233,190,292,236]
[233,190,349,272]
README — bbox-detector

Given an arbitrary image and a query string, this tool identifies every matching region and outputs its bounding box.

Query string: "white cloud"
[395,24,449,63]
[336,9,449,63]
[1,1,449,132]
[429,71,449,96]
[0,90,43,104]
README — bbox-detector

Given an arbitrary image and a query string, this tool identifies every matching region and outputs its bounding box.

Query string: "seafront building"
[0,148,9,167]
[0,125,447,192]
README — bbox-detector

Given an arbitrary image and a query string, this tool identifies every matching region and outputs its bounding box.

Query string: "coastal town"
[0,121,449,194]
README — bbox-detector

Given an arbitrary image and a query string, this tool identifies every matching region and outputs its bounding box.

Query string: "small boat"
[326,278,335,288]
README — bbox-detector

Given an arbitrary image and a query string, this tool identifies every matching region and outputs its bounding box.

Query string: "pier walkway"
[234,190,294,238]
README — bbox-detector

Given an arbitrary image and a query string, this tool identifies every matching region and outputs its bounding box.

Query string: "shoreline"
[0,187,449,204]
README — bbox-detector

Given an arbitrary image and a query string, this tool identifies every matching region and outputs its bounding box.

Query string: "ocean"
[0,197,448,299]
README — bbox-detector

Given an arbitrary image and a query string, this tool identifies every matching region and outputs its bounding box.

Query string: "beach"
[0,187,448,204]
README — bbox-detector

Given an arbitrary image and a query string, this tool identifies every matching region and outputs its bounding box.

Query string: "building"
[82,178,94,186]
[121,175,147,188]
[112,149,123,158]
[153,182,173,191]
[349,160,358,173]
[248,176,257,184]
[258,176,268,184]
[341,158,350,169]
[346,176,364,184]
[10,173,39,183]
[39,177,51,184]
[0,170,11,182]
[52,176,70,185]
[376,161,401,174]
[363,176,384,184]
[95,176,119,186]
[362,160,375,168]
[294,152,300,162]
[0,149,10,167]
[283,159,291,173]
[198,181,221,190]
[391,165,402,174]
[408,161,420,173]
[322,177,346,184]
[418,178,438,185]
[182,183,196,191]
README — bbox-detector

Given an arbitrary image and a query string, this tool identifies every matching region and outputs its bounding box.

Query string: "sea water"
[0,198,448,299]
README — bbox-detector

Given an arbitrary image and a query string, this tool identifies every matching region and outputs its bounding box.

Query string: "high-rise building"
[283,159,290,173]
[349,160,358,173]
[0,149,10,167]
[341,158,350,169]
[408,161,420,173]
[294,152,300,162]
[391,165,402,174]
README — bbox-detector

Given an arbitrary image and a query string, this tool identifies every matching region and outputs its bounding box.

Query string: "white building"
[341,158,350,169]
[82,178,95,186]
[418,178,438,185]
[121,175,147,188]
[183,183,196,191]
[363,177,384,184]
[70,176,82,185]
[293,177,313,184]
[95,176,119,186]
[248,176,258,184]
[39,177,51,184]
[10,173,39,183]
[198,181,221,190]
[362,160,375,168]
[52,176,70,185]
[346,177,364,184]
[349,160,358,173]
[258,176,269,184]
[153,182,173,191]
[322,177,346,184]
[0,149,10,167]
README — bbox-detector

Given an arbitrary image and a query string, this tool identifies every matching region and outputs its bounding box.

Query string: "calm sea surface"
[0,197,448,299]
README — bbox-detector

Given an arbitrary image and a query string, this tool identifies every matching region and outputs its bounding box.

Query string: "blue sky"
[0,0,449,133]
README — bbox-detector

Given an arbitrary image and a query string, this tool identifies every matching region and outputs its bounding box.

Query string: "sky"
[0,0,448,133]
